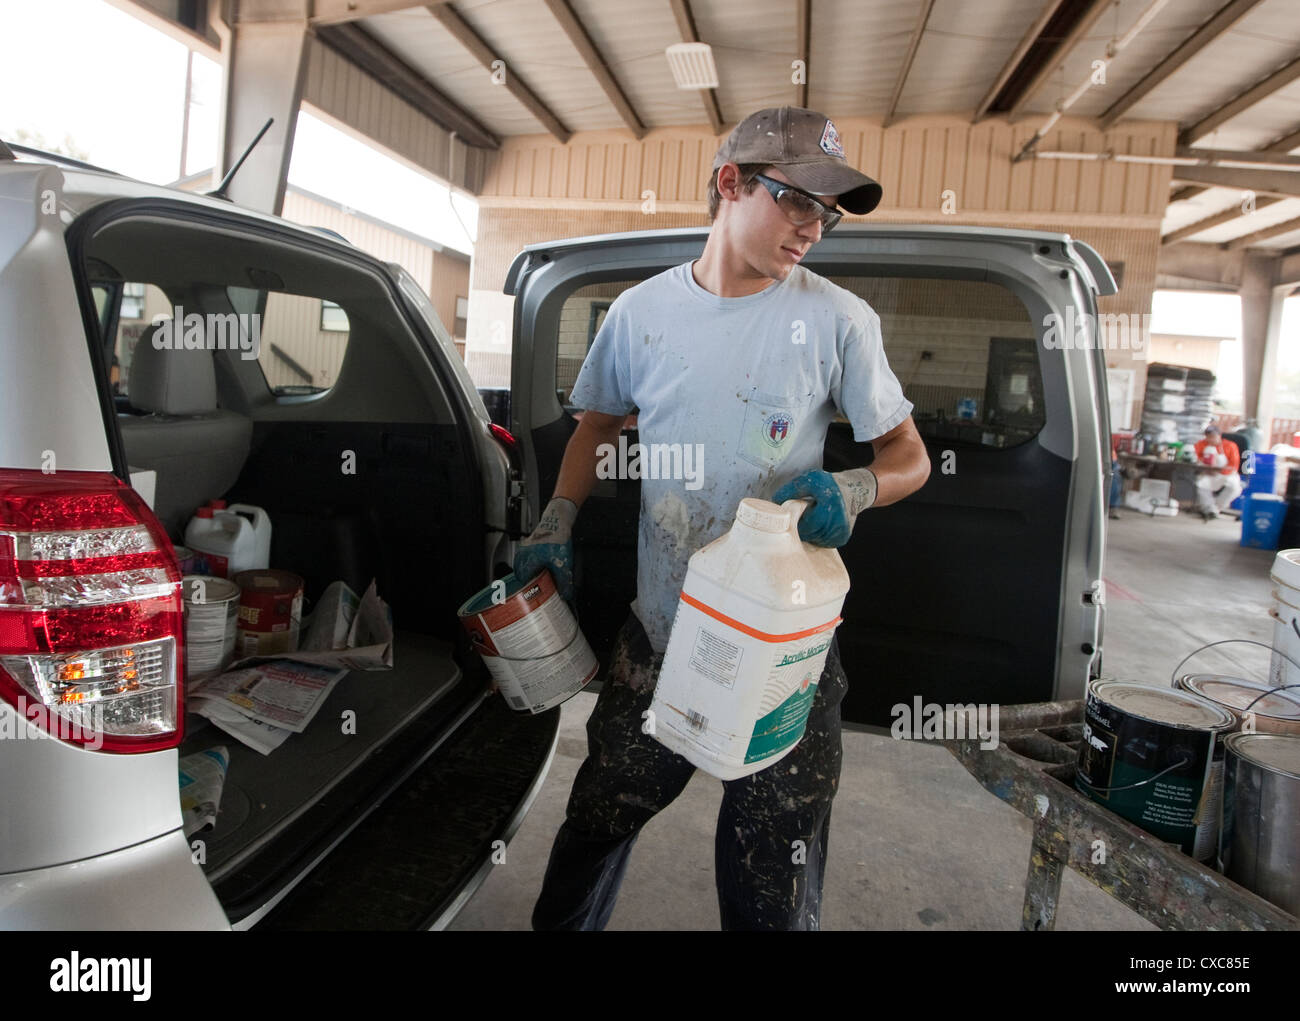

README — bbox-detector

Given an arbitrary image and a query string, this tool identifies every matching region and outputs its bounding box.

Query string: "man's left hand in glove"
[773,467,878,548]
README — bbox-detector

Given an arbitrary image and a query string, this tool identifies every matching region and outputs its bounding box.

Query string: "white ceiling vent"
[665,42,719,90]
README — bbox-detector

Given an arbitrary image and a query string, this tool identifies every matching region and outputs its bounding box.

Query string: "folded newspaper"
[179,746,230,837]
[187,580,392,755]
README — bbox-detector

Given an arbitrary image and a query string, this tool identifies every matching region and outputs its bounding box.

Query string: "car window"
[227,286,351,394]
[827,276,1041,449]
[554,274,1040,448]
[109,281,174,400]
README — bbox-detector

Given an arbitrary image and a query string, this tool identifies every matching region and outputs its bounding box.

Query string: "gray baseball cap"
[712,106,883,215]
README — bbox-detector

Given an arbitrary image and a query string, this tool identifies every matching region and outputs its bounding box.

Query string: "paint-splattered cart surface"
[944,700,1299,931]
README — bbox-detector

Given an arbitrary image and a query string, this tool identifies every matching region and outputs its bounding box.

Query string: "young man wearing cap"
[515,107,931,930]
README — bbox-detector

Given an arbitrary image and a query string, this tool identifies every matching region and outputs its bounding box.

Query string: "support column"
[1239,252,1284,442]
[211,0,311,215]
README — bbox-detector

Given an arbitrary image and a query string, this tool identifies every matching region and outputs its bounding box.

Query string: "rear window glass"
[227,287,351,394]
[555,274,1040,448]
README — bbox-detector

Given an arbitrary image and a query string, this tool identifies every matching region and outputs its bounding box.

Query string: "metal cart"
[944,699,1299,931]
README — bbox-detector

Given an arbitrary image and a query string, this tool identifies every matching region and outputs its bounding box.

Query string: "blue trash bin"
[1232,450,1272,512]
[1241,492,1287,549]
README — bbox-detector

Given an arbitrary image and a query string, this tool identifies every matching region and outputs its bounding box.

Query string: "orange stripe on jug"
[679,591,841,643]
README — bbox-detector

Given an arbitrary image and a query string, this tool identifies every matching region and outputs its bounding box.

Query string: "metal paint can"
[1076,680,1236,860]
[1175,674,1300,736]
[181,575,241,679]
[458,570,598,714]
[233,569,304,658]
[1220,733,1300,914]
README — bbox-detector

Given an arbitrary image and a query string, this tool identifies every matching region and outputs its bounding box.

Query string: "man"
[1193,425,1242,521]
[515,107,931,930]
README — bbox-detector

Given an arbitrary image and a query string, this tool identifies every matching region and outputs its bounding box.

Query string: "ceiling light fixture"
[666,42,719,90]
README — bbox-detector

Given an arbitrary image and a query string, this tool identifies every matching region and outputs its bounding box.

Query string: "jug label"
[745,679,819,762]
[688,627,743,688]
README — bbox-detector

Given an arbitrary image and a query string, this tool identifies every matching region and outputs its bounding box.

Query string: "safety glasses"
[753,173,843,233]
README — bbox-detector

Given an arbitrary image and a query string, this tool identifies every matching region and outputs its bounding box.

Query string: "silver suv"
[0,141,1116,929]
[0,143,540,930]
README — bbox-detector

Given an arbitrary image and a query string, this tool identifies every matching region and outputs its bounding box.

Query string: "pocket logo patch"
[764,411,794,447]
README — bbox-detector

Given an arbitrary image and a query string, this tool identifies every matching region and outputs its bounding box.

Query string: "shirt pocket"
[735,386,813,471]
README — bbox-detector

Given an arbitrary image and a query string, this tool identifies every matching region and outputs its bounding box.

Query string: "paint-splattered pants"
[532,610,848,930]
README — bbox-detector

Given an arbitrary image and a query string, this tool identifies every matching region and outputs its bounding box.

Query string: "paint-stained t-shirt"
[569,260,914,654]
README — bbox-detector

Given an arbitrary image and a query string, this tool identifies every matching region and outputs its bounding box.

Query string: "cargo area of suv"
[2,186,558,929]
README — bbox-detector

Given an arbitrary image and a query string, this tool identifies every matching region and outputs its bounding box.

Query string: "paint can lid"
[735,498,790,534]
[1272,548,1300,592]
[1177,674,1300,721]
[1090,680,1235,730]
[1225,733,1300,779]
[181,574,242,605]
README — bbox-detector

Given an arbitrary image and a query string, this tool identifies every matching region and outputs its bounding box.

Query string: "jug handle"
[780,497,812,536]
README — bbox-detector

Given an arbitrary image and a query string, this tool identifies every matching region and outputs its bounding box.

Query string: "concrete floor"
[449,506,1281,930]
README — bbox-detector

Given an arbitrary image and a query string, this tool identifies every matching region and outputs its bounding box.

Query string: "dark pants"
[532,610,848,930]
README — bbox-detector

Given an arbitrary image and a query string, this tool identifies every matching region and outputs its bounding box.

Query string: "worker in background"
[1193,424,1242,521]
[514,107,931,930]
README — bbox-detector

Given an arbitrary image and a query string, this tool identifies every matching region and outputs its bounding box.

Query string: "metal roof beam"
[1098,0,1265,130]
[1181,52,1300,146]
[883,0,935,128]
[316,22,499,149]
[426,3,572,143]
[542,0,645,138]
[1162,197,1281,244]
[1006,0,1113,121]
[668,0,724,136]
[974,0,1065,122]
[309,0,446,27]
[1226,214,1300,249]
[795,0,810,109]
[1173,165,1300,198]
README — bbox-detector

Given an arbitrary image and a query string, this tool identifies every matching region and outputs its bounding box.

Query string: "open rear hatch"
[68,199,555,928]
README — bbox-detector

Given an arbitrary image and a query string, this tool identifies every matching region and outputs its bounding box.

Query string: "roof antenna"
[207,117,274,202]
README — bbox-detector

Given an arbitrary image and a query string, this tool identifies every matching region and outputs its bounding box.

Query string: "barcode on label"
[508,695,526,710]
[687,709,707,731]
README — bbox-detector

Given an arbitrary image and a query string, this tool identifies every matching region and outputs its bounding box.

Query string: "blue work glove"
[773,468,878,547]
[513,497,579,604]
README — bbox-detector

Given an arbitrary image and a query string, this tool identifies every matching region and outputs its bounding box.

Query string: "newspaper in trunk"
[179,746,230,837]
[187,580,392,754]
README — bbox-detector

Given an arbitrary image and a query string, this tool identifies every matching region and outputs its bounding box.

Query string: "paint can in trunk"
[1076,680,1236,860]
[233,569,304,658]
[181,575,240,679]
[458,570,598,714]
[1175,674,1300,736]
[1220,733,1300,914]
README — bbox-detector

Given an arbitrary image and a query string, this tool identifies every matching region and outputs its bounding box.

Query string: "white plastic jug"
[223,503,272,571]
[184,507,260,578]
[650,497,851,780]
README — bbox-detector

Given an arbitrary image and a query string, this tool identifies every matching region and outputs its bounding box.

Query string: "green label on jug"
[745,679,818,763]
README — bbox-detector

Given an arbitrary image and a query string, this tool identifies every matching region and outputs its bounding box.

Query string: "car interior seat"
[118,320,253,537]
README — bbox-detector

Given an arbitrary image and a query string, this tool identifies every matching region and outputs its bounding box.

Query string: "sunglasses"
[753,173,843,233]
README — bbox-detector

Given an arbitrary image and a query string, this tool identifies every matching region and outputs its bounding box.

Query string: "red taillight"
[488,422,517,451]
[0,470,183,753]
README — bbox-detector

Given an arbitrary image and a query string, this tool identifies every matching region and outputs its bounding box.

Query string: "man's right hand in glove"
[513,496,579,604]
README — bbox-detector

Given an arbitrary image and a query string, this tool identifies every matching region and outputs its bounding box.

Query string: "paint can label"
[1077,689,1221,859]
[459,570,598,713]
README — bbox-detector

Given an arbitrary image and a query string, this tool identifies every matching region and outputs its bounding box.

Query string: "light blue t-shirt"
[570,260,914,653]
